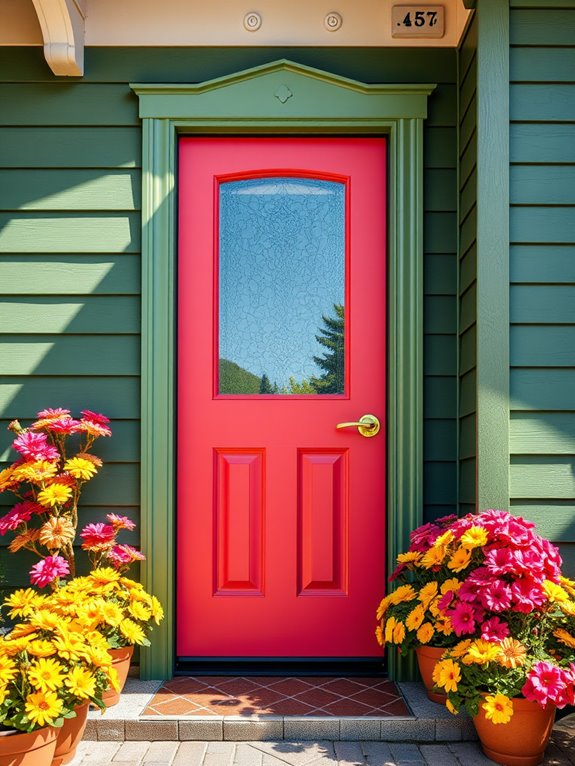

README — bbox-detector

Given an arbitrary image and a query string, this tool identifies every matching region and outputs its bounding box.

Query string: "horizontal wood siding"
[0,46,459,584]
[510,4,575,573]
[458,12,478,516]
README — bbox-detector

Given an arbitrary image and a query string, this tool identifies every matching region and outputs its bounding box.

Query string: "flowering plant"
[376,514,482,653]
[48,567,164,649]
[0,408,112,588]
[418,510,575,723]
[0,590,118,732]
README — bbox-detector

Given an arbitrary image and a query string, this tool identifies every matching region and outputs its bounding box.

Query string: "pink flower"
[522,661,568,707]
[450,602,477,635]
[0,502,37,535]
[106,513,136,531]
[484,547,519,576]
[81,410,110,425]
[437,590,456,612]
[108,544,146,569]
[29,555,69,588]
[80,522,116,549]
[457,580,486,604]
[480,579,512,612]
[35,408,71,420]
[47,417,82,434]
[480,616,509,642]
[12,431,59,461]
[511,577,546,613]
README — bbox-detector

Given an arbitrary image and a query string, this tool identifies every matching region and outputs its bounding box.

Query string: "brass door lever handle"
[336,413,380,438]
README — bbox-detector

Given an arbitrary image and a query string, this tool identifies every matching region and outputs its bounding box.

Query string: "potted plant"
[428,510,575,766]
[0,595,118,766]
[49,567,164,706]
[376,514,482,701]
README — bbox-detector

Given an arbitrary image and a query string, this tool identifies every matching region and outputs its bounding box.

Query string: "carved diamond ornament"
[274,84,293,104]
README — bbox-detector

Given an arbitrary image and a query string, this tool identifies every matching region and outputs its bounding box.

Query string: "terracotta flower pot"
[0,726,58,766]
[415,645,447,704]
[473,696,556,766]
[51,702,89,766]
[101,645,134,708]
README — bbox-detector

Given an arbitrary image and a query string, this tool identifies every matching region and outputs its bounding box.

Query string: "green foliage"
[219,358,261,394]
[310,303,345,394]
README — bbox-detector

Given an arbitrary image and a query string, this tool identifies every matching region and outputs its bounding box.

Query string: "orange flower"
[496,638,527,669]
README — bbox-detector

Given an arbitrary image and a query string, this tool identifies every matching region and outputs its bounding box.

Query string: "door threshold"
[175,658,386,676]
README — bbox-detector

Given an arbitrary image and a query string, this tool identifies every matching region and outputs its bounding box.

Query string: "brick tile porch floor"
[143,676,410,718]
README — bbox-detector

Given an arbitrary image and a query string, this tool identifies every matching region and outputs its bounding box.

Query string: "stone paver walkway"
[71,724,575,766]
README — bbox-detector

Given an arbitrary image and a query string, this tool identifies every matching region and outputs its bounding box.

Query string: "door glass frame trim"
[131,59,435,681]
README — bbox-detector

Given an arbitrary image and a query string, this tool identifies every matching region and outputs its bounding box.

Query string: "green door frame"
[131,60,435,681]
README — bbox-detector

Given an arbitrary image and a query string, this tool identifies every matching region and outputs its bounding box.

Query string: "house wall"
[508,2,575,571]
[0,46,460,587]
[457,12,477,517]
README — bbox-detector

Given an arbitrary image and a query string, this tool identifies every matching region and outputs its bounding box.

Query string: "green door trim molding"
[131,60,435,681]
[476,1,510,511]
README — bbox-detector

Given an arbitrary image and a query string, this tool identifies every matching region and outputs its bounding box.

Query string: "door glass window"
[218,176,346,396]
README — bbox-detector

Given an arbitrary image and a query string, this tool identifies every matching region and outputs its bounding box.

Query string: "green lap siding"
[0,46,460,586]
[510,2,575,572]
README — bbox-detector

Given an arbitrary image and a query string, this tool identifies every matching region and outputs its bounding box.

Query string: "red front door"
[177,137,386,658]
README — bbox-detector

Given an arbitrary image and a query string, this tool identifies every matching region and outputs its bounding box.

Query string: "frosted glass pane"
[218,177,345,395]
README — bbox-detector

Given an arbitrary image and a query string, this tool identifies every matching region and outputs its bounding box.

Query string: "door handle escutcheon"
[336,413,380,438]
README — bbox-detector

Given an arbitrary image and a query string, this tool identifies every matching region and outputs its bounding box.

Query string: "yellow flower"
[434,616,454,636]
[405,604,425,632]
[28,658,66,692]
[460,526,488,549]
[440,578,462,595]
[29,609,64,632]
[543,580,569,604]
[64,456,98,480]
[397,551,422,565]
[463,639,501,665]
[416,622,434,644]
[389,584,417,605]
[447,547,472,573]
[12,460,58,483]
[420,546,447,569]
[560,600,575,616]
[384,616,398,644]
[150,596,164,625]
[4,588,47,618]
[496,638,527,669]
[0,466,17,491]
[554,628,575,649]
[0,656,18,685]
[90,567,120,586]
[418,582,439,609]
[450,640,472,658]
[434,659,461,693]
[39,516,76,550]
[37,483,73,507]
[482,694,513,725]
[101,601,124,627]
[392,620,406,645]
[0,684,9,705]
[446,698,459,715]
[559,576,575,599]
[376,596,391,621]
[27,640,57,658]
[8,623,38,639]
[52,632,90,662]
[128,601,152,622]
[375,625,384,646]
[25,690,64,727]
[120,618,146,645]
[65,667,96,699]
[433,530,454,548]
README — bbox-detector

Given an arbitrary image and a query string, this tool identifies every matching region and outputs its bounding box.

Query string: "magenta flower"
[484,547,519,575]
[80,522,115,549]
[0,502,37,535]
[81,410,110,425]
[522,661,568,707]
[29,555,70,588]
[36,408,71,419]
[12,431,59,461]
[457,580,485,604]
[480,579,512,612]
[480,616,510,642]
[108,543,146,569]
[47,417,82,434]
[106,513,136,531]
[511,576,545,613]
[450,602,477,635]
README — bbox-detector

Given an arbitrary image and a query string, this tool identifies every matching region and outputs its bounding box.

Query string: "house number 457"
[391,5,445,38]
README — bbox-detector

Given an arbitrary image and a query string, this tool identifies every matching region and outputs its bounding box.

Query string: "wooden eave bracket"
[31,0,85,76]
